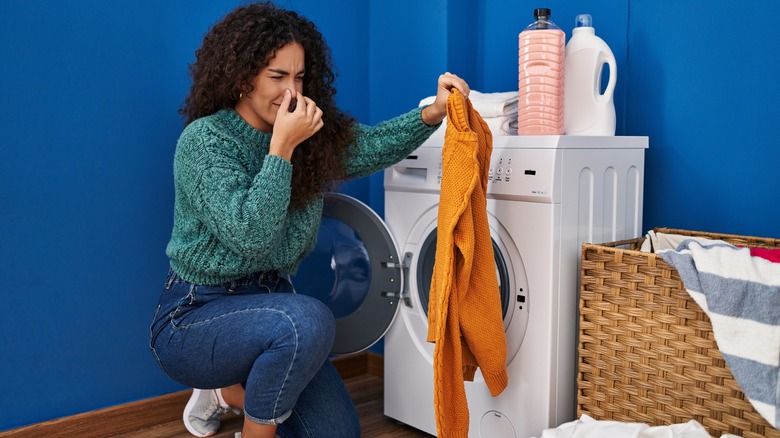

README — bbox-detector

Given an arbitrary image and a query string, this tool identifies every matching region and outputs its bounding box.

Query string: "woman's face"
[236,42,305,133]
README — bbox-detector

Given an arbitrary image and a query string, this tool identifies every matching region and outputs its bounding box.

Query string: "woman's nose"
[283,77,299,90]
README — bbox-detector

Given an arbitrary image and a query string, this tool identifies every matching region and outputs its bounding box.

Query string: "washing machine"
[293,134,648,437]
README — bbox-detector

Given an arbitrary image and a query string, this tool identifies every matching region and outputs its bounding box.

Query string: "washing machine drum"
[293,193,402,355]
[416,228,511,320]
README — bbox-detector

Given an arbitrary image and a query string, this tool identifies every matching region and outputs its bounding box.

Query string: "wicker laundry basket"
[578,227,780,438]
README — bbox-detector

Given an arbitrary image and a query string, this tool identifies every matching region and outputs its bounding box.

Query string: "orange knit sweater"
[426,89,508,438]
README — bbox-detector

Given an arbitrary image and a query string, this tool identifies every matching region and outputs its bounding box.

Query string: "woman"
[149,2,469,437]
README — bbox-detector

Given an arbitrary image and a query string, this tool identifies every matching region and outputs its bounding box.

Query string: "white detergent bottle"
[563,14,617,135]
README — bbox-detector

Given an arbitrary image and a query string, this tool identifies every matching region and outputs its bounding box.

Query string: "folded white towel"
[485,115,517,136]
[419,90,518,118]
[422,113,516,144]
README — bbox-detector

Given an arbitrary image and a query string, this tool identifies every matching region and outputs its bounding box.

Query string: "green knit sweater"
[167,107,439,284]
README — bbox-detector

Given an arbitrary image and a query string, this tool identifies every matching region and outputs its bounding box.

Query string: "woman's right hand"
[421,72,470,126]
[269,89,324,161]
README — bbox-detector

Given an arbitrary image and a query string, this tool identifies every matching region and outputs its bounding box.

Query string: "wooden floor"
[1,354,434,438]
[113,373,433,438]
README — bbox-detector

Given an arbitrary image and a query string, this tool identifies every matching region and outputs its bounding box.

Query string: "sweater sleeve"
[175,129,293,259]
[343,107,441,179]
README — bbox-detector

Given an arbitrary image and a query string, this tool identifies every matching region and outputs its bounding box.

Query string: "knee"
[292,295,335,353]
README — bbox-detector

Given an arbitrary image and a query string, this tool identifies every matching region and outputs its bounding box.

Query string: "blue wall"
[628,0,780,236]
[2,0,779,430]
[0,0,369,429]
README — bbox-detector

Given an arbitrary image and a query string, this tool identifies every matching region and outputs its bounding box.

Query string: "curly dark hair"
[181,1,356,210]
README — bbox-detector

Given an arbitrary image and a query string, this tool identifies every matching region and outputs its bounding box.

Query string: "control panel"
[487,148,559,203]
[385,145,561,203]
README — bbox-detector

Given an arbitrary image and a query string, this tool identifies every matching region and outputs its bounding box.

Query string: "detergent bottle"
[517,8,565,135]
[563,14,617,135]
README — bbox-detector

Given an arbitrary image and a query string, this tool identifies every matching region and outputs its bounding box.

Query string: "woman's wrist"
[421,104,445,126]
[269,140,294,162]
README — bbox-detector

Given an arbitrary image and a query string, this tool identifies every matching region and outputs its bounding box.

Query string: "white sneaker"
[233,431,281,438]
[233,431,276,437]
[183,388,240,437]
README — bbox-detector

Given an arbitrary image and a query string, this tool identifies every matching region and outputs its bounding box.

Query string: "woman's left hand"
[421,72,470,125]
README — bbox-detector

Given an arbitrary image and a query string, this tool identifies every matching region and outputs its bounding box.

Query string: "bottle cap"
[575,14,592,28]
[534,8,551,19]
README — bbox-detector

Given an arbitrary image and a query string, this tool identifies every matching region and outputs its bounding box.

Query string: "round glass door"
[293,193,403,355]
[416,228,511,320]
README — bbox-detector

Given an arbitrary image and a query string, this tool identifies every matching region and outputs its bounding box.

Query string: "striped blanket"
[659,240,780,429]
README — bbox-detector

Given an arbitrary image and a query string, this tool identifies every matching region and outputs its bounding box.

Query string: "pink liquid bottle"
[518,8,565,135]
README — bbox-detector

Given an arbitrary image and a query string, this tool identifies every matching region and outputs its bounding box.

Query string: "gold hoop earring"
[239,92,244,99]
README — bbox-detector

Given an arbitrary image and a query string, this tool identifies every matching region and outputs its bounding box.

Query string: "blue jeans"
[150,269,360,437]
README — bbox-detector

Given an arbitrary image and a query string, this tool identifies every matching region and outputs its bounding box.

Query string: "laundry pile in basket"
[641,230,780,432]
[533,414,743,438]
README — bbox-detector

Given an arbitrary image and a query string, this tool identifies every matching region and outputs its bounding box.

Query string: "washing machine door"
[293,192,402,355]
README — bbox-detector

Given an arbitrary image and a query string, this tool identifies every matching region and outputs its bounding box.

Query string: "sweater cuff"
[462,365,476,382]
[482,369,509,397]
[261,154,293,185]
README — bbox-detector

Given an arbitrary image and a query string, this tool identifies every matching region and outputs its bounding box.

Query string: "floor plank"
[111,373,432,437]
